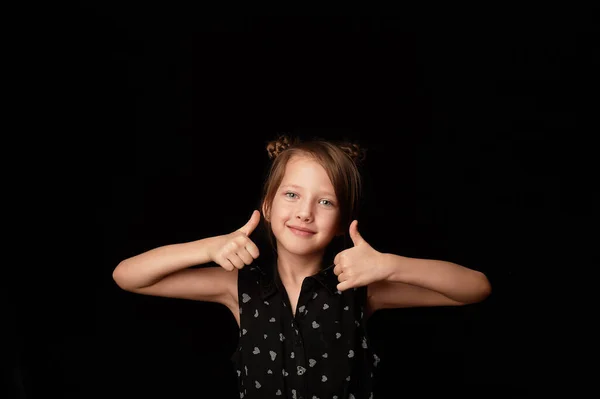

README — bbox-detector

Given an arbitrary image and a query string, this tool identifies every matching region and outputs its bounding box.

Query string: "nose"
[296,213,311,222]
[295,203,313,223]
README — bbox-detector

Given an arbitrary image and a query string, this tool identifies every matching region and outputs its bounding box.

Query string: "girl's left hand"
[333,220,391,291]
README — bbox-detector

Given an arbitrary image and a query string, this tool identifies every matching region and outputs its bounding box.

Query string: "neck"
[276,248,324,287]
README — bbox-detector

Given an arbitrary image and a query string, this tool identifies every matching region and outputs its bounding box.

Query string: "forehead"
[281,155,333,187]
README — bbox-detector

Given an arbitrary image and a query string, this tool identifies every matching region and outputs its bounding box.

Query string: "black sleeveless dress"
[231,262,380,399]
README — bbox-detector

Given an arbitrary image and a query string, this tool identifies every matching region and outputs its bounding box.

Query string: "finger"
[226,254,245,269]
[333,252,341,266]
[236,249,254,265]
[337,280,352,292]
[337,271,348,283]
[333,264,342,276]
[349,220,364,246]
[238,210,261,236]
[220,258,234,272]
[244,240,260,259]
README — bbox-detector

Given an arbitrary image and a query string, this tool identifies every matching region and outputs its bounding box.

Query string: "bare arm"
[112,210,261,306]
[332,220,491,309]
[366,254,492,311]
[112,238,217,290]
[380,254,491,304]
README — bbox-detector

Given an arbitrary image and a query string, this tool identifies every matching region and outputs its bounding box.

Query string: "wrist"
[379,253,406,282]
[205,236,220,262]
[187,236,216,265]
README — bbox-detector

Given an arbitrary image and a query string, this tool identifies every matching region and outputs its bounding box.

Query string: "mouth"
[287,225,316,236]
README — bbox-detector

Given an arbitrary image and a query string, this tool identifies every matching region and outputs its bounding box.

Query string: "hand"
[333,220,390,291]
[208,210,261,271]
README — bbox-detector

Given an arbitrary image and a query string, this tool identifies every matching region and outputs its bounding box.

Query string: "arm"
[368,254,491,310]
[112,210,261,306]
[332,220,491,310]
[113,237,216,290]
[112,237,238,307]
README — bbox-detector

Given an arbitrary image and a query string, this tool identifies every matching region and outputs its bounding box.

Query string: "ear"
[261,201,270,222]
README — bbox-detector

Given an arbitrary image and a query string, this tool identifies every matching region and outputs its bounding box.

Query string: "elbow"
[112,260,152,292]
[458,272,492,305]
[471,272,492,304]
[112,261,133,291]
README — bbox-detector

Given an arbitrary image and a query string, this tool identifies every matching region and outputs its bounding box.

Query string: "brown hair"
[260,134,366,259]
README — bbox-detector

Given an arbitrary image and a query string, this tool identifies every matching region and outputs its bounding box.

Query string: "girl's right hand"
[208,210,261,271]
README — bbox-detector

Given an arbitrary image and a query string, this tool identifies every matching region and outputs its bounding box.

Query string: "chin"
[276,239,324,257]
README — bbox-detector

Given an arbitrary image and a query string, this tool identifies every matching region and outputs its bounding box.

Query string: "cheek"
[318,211,340,231]
[271,201,290,219]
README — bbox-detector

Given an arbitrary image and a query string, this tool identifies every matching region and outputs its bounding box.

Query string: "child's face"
[267,155,341,258]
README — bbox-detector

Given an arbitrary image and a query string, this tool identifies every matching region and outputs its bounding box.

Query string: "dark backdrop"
[10,5,592,399]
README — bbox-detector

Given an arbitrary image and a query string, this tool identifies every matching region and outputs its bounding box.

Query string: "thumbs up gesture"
[333,220,389,291]
[208,210,261,271]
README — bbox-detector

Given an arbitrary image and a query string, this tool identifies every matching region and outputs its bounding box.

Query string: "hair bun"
[339,142,367,164]
[266,134,296,159]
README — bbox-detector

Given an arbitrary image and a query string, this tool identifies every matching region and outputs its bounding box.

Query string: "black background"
[9,4,595,399]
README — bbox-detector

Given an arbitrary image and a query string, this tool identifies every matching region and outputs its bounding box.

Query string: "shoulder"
[236,264,266,292]
[238,265,264,280]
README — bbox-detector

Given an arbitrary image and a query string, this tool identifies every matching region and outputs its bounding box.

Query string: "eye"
[285,191,298,199]
[319,199,334,206]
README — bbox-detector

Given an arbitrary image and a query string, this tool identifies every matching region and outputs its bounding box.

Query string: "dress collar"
[255,262,339,300]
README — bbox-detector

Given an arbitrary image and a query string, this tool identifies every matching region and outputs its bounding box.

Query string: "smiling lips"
[287,225,316,237]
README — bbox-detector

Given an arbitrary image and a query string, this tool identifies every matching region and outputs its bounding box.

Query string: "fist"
[209,210,261,271]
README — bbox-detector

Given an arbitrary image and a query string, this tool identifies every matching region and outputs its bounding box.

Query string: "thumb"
[238,210,261,236]
[349,220,364,246]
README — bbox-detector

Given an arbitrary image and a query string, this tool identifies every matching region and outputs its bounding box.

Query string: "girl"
[113,134,491,399]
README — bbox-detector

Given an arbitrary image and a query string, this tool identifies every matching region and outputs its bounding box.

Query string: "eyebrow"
[280,184,336,198]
